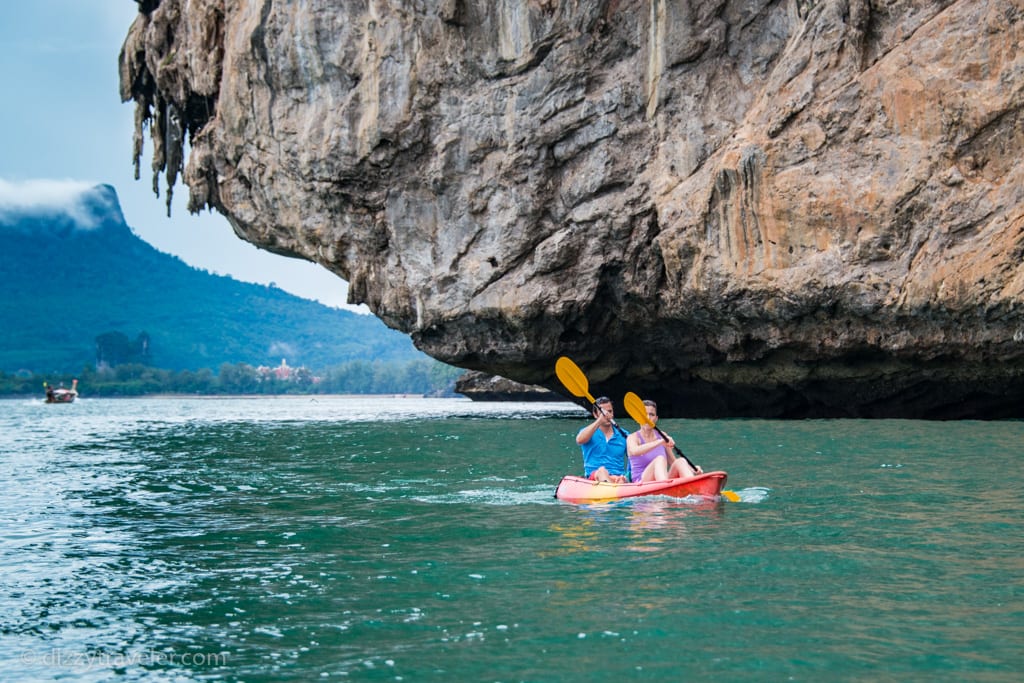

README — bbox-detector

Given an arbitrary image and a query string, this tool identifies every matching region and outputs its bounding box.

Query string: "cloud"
[0,178,116,229]
[268,342,298,360]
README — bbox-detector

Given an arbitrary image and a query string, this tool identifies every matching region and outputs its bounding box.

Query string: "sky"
[0,1,365,312]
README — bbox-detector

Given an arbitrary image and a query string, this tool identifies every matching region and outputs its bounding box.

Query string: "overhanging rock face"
[120,0,1024,417]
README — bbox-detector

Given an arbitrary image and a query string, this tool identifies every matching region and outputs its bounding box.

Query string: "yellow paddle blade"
[722,490,741,502]
[555,356,596,404]
[622,391,652,427]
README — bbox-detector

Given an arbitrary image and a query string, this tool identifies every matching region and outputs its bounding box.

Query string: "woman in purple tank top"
[626,399,700,482]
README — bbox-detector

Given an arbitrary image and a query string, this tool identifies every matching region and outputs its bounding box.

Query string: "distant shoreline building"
[256,358,318,384]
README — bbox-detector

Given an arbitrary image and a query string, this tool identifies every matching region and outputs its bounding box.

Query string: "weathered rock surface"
[121,0,1024,417]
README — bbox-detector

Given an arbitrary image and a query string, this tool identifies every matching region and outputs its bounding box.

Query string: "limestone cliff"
[120,0,1024,417]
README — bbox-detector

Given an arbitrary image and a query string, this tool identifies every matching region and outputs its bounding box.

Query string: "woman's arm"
[627,434,667,457]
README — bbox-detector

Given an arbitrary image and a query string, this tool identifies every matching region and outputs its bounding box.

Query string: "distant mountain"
[0,184,426,373]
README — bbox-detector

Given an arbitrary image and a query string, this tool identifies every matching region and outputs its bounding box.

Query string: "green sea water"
[2,397,1022,682]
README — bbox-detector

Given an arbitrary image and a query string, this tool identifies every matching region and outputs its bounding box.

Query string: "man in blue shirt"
[575,396,629,482]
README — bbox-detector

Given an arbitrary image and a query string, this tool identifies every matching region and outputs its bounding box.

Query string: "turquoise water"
[2,397,1022,681]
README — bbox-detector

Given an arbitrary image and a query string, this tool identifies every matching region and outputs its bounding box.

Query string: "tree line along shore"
[1,359,464,398]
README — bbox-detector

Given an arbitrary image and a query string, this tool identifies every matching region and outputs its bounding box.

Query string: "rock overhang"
[120,0,1024,417]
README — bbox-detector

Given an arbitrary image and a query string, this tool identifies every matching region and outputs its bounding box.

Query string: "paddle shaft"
[653,425,699,472]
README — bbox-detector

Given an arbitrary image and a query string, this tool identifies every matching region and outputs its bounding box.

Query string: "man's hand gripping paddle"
[555,356,629,439]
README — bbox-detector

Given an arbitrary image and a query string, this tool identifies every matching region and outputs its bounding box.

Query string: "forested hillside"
[0,184,426,374]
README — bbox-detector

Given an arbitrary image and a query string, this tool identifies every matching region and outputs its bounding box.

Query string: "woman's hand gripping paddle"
[623,391,741,502]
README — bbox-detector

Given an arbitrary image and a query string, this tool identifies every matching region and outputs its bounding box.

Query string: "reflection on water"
[625,498,718,552]
[545,518,605,557]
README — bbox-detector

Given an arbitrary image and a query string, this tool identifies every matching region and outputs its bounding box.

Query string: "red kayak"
[554,471,729,503]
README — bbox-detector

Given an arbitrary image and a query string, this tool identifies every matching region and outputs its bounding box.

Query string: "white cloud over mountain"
[0,178,116,229]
